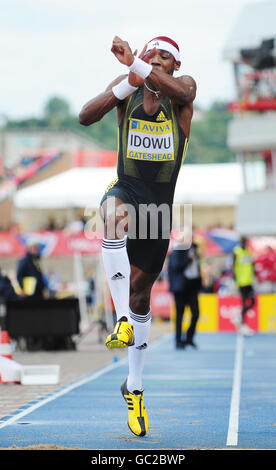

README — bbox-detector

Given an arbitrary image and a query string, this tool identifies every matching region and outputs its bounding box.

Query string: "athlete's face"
[145,49,180,75]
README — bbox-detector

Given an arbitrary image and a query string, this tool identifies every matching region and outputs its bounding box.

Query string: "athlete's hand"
[139,44,157,63]
[128,45,157,87]
[111,36,134,66]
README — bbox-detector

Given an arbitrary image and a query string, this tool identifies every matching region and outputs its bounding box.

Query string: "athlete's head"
[145,36,181,74]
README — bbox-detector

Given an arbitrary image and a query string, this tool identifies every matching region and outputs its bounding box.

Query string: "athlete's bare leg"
[129,265,159,315]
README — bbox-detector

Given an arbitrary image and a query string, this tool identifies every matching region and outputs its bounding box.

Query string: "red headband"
[149,36,180,52]
[146,36,180,61]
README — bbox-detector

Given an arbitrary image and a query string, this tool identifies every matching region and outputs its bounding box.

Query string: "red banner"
[0,231,102,257]
[0,232,25,257]
[151,281,173,318]
[150,282,260,333]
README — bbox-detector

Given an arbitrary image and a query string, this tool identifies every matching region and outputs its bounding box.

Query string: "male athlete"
[79,35,196,436]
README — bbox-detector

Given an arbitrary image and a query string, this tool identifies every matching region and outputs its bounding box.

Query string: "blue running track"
[0,333,275,450]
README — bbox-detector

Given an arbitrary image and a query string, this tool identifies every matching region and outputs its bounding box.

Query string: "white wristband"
[129,57,152,79]
[112,77,138,100]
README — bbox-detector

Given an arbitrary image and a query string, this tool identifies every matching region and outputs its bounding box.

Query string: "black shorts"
[100,179,171,274]
[126,237,169,274]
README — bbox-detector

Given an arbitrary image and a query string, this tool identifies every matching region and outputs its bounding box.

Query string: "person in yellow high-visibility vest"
[233,236,255,335]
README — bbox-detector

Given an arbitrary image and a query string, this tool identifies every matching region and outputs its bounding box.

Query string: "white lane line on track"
[0,360,126,430]
[226,332,244,446]
[0,334,170,430]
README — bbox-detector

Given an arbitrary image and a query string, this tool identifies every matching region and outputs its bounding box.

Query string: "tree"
[43,96,71,128]
[186,101,235,164]
[3,98,236,162]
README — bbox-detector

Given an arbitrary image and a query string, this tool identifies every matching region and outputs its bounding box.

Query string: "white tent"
[13,163,244,210]
[173,162,243,206]
[13,167,117,210]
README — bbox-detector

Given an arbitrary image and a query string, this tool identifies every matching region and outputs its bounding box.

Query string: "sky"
[0,0,269,120]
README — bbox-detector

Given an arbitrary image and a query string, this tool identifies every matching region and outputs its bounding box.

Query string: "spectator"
[0,268,19,301]
[254,246,276,293]
[168,235,202,349]
[45,217,58,231]
[86,272,95,310]
[16,241,46,299]
[45,270,61,298]
[216,269,236,296]
[67,215,85,234]
[201,260,215,293]
[16,242,49,350]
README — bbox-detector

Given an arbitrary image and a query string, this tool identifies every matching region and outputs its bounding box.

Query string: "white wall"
[227,113,276,153]
[236,189,276,235]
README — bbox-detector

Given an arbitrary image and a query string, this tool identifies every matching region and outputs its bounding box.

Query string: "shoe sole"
[106,338,128,349]
[105,327,134,349]
[127,422,146,437]
[105,320,134,349]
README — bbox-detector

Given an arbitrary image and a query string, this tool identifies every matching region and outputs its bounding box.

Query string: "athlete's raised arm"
[79,37,156,127]
[79,75,127,126]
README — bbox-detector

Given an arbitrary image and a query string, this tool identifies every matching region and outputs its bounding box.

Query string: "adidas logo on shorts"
[111,272,125,280]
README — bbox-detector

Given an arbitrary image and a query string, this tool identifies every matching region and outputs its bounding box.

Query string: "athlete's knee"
[102,198,130,239]
[104,214,128,239]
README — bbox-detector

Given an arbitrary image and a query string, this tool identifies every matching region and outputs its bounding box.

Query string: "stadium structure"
[223,0,276,236]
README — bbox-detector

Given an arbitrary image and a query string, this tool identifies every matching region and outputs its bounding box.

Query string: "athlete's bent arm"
[79,75,127,126]
[149,73,196,105]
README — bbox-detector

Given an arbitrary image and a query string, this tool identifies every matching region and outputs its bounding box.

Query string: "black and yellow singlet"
[100,85,189,273]
[101,85,188,209]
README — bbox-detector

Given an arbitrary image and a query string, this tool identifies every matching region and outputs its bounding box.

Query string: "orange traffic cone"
[0,330,13,360]
[0,330,21,384]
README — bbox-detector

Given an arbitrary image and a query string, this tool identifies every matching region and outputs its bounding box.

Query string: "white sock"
[127,308,152,393]
[102,237,131,323]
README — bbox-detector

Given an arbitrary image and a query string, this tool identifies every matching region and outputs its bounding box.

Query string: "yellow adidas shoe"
[121,379,149,437]
[105,316,134,349]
